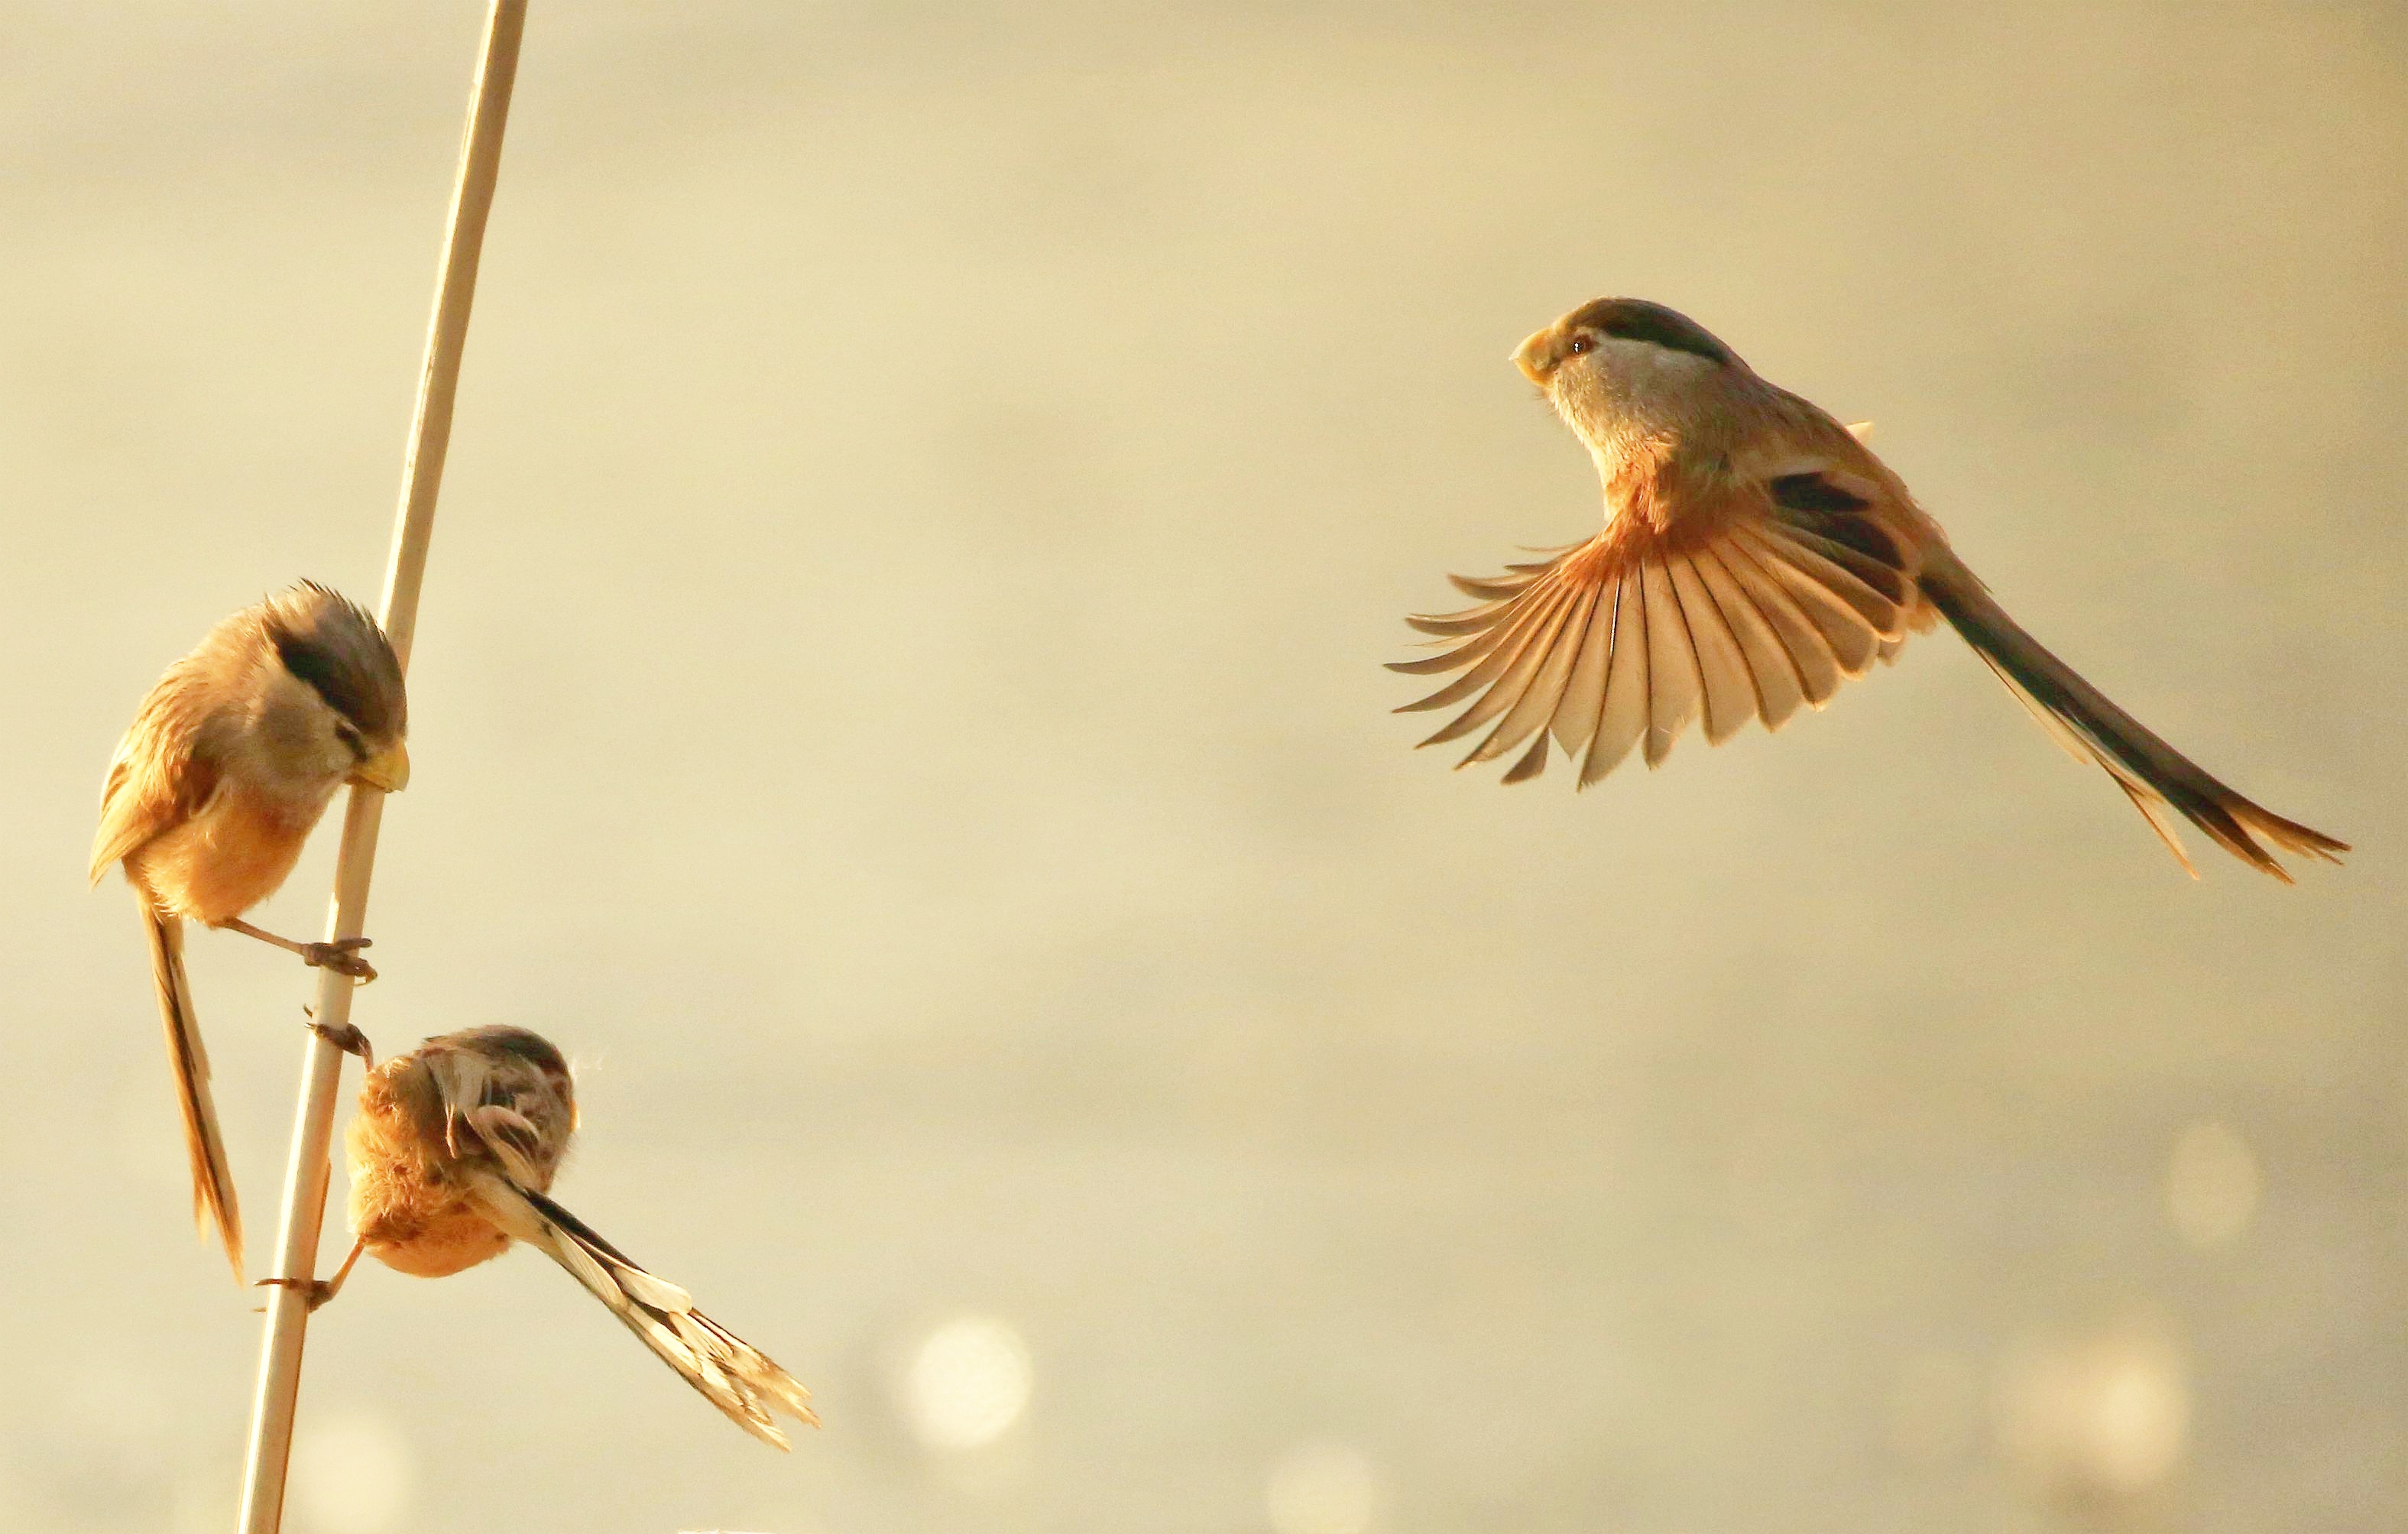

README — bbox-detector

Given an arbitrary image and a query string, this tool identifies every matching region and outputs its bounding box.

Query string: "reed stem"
[234,6,527,1529]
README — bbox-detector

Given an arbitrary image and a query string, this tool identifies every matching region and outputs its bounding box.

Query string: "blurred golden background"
[5,3,2402,1531]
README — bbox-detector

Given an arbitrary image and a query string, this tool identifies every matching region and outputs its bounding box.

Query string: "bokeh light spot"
[906,1315,1032,1451]
[1266,1441,1378,1534]
[1996,1328,2188,1505]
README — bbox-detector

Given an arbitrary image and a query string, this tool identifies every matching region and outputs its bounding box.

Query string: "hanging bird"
[1393,297,2346,881]
[328,1025,818,1449]
[92,582,410,1279]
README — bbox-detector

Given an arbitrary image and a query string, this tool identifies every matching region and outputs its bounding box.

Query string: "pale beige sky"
[3,5,2402,1532]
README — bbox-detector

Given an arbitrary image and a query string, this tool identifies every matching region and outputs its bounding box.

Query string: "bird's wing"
[468,1170,818,1448]
[1392,465,1932,784]
[91,677,222,881]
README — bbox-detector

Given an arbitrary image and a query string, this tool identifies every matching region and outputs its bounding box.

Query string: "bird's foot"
[299,937,375,981]
[254,1276,341,1312]
[303,1010,374,1065]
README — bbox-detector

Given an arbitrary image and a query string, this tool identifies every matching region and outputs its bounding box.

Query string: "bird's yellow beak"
[350,741,411,793]
[1512,327,1554,386]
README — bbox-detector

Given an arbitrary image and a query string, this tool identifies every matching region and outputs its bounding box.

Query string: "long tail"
[475,1174,817,1448]
[142,909,244,1280]
[1923,555,2348,881]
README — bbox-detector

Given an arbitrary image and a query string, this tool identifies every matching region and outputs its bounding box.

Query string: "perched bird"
[332,1025,818,1449]
[1393,297,2347,881]
[91,582,410,1279]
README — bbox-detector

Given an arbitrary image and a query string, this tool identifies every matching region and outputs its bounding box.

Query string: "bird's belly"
[359,1193,516,1279]
[345,1086,522,1279]
[132,787,321,924]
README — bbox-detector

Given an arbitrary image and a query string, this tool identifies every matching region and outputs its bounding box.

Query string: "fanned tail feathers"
[477,1176,818,1448]
[143,909,243,1282]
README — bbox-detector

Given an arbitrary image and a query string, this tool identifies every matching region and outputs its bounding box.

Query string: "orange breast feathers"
[345,1062,516,1280]
[125,780,326,926]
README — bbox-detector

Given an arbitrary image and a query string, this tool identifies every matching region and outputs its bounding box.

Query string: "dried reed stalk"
[235,5,527,1528]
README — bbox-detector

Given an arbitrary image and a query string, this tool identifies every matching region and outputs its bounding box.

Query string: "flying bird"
[92,582,410,1279]
[1392,297,2347,881]
[329,1025,818,1449]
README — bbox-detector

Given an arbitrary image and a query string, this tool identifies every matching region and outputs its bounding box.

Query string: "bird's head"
[253,582,410,796]
[1513,297,1745,445]
[455,1025,579,1126]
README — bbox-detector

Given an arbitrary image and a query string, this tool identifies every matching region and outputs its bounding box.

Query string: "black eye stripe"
[1596,310,1733,364]
[264,584,406,741]
[1562,299,1742,368]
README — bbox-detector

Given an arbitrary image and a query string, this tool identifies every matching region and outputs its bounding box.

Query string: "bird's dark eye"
[1567,333,1595,355]
[334,721,365,758]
